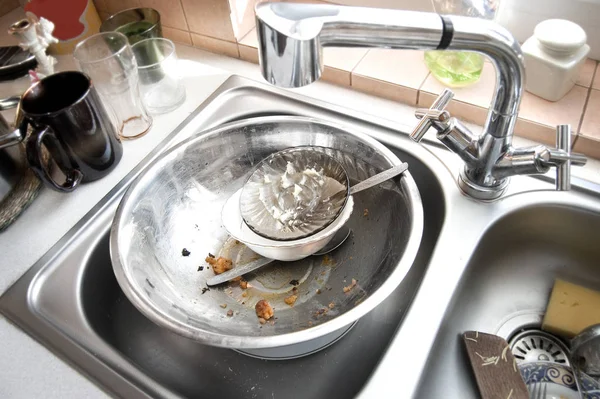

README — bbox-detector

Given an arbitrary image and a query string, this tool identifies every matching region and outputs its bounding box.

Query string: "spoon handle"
[206,257,275,286]
[349,162,409,195]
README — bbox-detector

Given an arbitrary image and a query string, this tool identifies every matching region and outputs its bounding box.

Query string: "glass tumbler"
[424,0,499,87]
[74,32,152,140]
[100,8,162,45]
[131,38,186,114]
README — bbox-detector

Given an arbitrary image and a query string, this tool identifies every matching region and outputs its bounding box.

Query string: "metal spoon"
[349,162,408,194]
[206,226,351,286]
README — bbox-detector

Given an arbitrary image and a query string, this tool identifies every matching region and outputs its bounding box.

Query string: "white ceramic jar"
[522,19,590,102]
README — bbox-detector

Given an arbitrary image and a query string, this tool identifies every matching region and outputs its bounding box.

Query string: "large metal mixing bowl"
[110,116,423,350]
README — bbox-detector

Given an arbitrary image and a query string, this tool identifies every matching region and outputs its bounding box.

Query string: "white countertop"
[2,22,600,399]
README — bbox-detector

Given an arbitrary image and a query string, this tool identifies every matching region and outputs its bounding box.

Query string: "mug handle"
[26,124,84,192]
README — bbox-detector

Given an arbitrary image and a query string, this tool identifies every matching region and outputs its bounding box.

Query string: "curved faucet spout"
[255,3,443,88]
[255,1,524,141]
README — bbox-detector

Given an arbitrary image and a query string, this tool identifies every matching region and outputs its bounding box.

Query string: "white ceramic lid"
[534,19,587,53]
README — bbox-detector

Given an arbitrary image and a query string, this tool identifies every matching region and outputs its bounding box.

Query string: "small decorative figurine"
[9,13,58,78]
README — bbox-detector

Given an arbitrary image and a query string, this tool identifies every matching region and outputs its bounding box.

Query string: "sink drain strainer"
[509,329,570,366]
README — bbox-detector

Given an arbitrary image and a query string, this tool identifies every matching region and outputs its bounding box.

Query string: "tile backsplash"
[6,0,599,160]
[93,0,259,56]
[0,0,19,17]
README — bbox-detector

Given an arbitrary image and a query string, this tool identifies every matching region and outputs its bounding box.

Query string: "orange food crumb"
[322,255,335,266]
[205,256,233,275]
[343,278,358,293]
[284,295,298,306]
[255,299,274,320]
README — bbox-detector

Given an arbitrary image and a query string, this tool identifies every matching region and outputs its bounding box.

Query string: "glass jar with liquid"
[426,0,499,87]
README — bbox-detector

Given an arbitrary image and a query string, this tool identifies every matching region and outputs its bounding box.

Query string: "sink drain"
[509,329,570,366]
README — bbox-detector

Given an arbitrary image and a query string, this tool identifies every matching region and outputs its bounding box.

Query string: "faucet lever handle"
[410,89,454,142]
[555,124,587,191]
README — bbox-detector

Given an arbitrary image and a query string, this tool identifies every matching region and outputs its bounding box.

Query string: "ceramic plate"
[519,362,600,399]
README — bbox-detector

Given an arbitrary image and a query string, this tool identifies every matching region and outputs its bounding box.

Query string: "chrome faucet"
[255,2,587,200]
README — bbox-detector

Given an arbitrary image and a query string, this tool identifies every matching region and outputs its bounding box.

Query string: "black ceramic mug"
[21,71,123,192]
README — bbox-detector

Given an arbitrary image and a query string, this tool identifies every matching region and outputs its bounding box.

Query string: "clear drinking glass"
[73,32,152,140]
[100,8,162,45]
[131,38,186,114]
[425,0,499,87]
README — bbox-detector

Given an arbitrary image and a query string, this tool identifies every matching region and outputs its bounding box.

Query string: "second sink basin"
[417,204,600,398]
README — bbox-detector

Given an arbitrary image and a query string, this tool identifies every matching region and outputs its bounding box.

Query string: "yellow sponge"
[542,279,600,338]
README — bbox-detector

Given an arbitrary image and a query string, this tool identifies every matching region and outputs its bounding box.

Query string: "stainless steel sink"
[3,75,600,398]
[415,205,600,398]
[0,76,449,398]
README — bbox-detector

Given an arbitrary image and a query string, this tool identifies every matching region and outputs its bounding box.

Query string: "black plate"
[0,46,37,81]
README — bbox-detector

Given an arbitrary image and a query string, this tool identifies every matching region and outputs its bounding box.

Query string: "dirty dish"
[519,362,600,399]
[240,147,349,241]
[224,187,353,261]
[110,115,423,351]
[240,146,409,241]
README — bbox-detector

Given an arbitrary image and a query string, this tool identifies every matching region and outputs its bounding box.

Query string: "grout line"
[236,25,255,44]
[577,65,597,137]
[349,49,370,87]
[416,72,431,105]
[162,25,190,34]
[237,26,257,46]
[189,31,239,46]
[178,0,192,32]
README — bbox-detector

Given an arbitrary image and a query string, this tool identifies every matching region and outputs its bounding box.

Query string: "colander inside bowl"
[240,146,350,241]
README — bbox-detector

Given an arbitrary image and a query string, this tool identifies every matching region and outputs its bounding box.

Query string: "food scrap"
[239,279,248,289]
[322,255,335,266]
[343,278,358,293]
[205,255,232,275]
[363,208,369,217]
[328,302,335,309]
[284,295,298,306]
[220,303,227,308]
[313,307,329,317]
[255,299,274,321]
[227,309,234,317]
[182,248,191,256]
